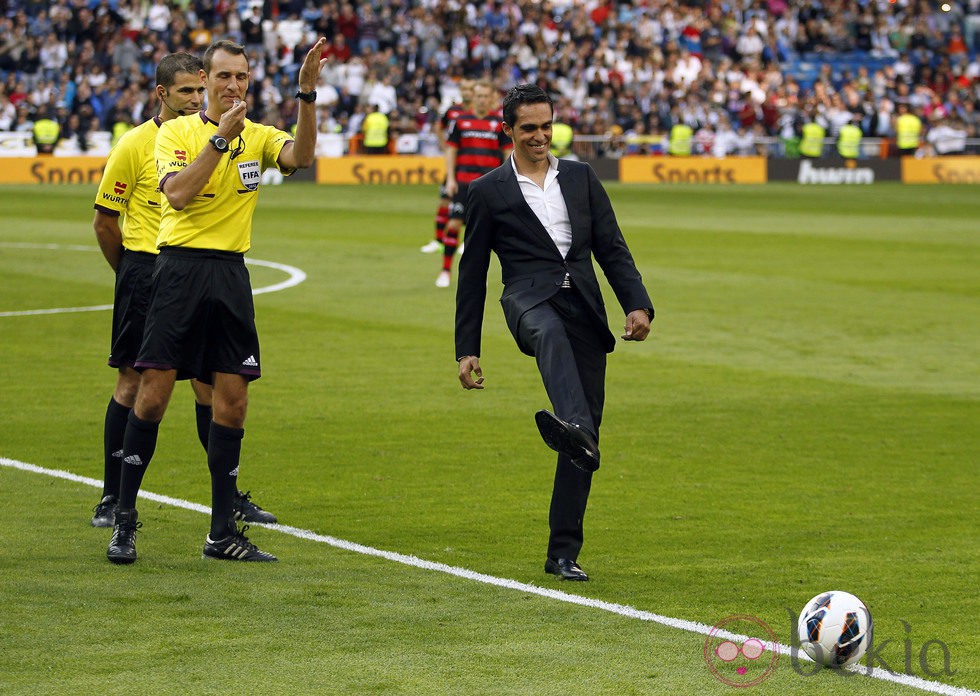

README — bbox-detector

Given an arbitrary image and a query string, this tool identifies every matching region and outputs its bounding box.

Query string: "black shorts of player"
[107,249,157,369]
[449,182,470,220]
[135,246,261,384]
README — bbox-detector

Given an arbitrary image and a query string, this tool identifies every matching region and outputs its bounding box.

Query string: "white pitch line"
[0,242,306,316]
[0,457,974,696]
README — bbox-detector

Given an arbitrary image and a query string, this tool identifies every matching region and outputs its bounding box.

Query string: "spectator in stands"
[366,73,398,114]
[1,0,977,160]
[39,32,67,82]
[323,33,352,63]
[12,104,34,132]
[145,0,171,44]
[242,5,265,56]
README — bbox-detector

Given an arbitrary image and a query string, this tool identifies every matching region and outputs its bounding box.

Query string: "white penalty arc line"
[0,456,974,696]
[0,243,306,316]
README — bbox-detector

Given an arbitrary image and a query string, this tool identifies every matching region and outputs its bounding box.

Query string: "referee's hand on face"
[218,100,247,140]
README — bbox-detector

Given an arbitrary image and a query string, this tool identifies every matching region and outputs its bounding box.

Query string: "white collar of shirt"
[509,151,560,182]
[510,153,572,258]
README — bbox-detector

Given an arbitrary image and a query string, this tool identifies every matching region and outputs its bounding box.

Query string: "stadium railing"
[2,131,978,160]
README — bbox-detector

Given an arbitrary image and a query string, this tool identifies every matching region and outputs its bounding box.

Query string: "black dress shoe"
[534,410,600,472]
[545,557,589,581]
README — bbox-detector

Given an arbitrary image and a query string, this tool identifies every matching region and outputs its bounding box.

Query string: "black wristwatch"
[295,89,317,103]
[209,134,229,153]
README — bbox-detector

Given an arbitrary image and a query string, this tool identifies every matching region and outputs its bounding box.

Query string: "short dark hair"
[156,52,203,89]
[203,40,247,74]
[502,84,553,127]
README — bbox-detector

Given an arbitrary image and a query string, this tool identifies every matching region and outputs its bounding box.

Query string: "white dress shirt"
[511,153,572,258]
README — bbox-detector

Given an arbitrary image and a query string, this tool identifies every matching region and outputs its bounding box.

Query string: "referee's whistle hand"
[218,101,247,139]
[458,356,485,390]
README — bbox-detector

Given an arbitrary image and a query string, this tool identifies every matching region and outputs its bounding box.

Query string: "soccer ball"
[797,590,872,668]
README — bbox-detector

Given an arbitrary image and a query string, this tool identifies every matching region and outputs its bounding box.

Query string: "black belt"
[158,246,244,262]
[123,249,157,262]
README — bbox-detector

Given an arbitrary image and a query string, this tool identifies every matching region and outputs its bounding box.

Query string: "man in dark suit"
[455,84,654,582]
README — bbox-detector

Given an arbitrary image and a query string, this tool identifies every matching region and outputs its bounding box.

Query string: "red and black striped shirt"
[447,112,511,185]
[441,104,466,134]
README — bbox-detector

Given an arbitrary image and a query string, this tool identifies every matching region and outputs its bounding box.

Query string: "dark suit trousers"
[518,287,607,561]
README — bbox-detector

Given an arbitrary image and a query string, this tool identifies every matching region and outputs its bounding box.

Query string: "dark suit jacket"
[455,157,653,360]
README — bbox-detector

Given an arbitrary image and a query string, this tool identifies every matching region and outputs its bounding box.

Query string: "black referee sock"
[102,397,131,498]
[117,412,160,510]
[208,422,244,538]
[194,402,212,453]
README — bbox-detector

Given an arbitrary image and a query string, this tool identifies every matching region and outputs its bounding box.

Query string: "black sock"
[208,422,243,538]
[194,402,212,452]
[102,398,131,498]
[117,412,160,510]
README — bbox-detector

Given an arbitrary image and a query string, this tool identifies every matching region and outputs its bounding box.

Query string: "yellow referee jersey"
[94,117,164,254]
[155,111,292,253]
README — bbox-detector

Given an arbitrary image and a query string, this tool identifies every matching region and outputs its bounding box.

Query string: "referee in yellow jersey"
[92,52,276,532]
[107,38,328,564]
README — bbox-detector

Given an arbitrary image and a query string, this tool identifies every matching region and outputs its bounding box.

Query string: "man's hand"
[458,356,485,390]
[297,37,328,92]
[621,309,651,341]
[217,99,247,140]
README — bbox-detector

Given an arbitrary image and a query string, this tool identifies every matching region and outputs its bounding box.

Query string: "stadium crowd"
[0,0,978,157]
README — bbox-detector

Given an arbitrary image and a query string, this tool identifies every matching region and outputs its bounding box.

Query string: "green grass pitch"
[0,182,976,695]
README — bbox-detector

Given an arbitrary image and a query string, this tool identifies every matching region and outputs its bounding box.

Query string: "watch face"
[212,136,228,151]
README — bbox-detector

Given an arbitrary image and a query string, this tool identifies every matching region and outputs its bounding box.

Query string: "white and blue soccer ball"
[797,590,872,668]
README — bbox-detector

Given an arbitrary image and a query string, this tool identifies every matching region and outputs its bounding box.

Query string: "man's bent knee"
[134,368,177,422]
[113,368,141,407]
[211,373,249,428]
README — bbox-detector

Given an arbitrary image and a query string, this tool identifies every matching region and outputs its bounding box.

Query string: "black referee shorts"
[108,249,156,369]
[135,246,261,384]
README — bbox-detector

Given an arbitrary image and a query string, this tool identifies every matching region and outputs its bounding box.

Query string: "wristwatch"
[209,134,229,153]
[295,89,317,103]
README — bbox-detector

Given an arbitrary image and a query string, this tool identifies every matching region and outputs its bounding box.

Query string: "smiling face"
[504,101,553,171]
[205,48,249,117]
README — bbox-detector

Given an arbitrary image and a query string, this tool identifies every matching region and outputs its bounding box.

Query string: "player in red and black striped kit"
[420,79,472,255]
[435,79,512,288]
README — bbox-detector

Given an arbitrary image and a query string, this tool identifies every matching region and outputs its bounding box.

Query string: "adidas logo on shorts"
[242,355,258,367]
